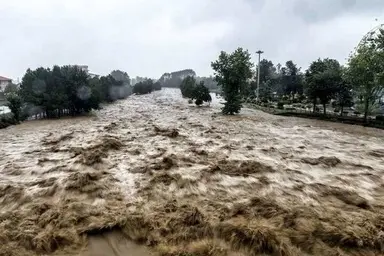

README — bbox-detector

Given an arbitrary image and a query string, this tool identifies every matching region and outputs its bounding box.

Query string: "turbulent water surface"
[1,88,384,256]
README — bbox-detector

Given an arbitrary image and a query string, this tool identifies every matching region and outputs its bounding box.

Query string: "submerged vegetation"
[180,76,212,106]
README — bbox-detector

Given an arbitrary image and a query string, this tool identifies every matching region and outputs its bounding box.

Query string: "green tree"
[259,80,273,102]
[6,93,22,121]
[256,59,279,102]
[193,81,212,106]
[109,70,132,99]
[335,74,353,116]
[180,76,196,98]
[211,48,254,114]
[110,70,130,85]
[133,79,153,95]
[19,66,101,118]
[153,81,162,91]
[281,61,304,99]
[305,58,342,115]
[4,83,18,94]
[346,30,384,121]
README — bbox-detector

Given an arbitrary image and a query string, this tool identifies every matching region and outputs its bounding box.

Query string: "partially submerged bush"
[133,79,154,95]
[180,78,212,106]
[193,82,212,106]
[6,93,22,121]
[0,114,18,129]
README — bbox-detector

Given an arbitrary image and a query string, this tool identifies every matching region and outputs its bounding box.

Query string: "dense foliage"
[180,77,212,106]
[133,79,155,95]
[193,82,212,106]
[153,81,162,91]
[17,66,132,118]
[210,38,383,120]
[346,30,384,121]
[6,93,22,121]
[305,58,343,115]
[180,76,196,98]
[211,48,253,114]
[4,83,18,95]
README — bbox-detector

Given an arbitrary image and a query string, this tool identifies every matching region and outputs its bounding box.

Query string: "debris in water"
[153,125,180,138]
[42,131,74,146]
[301,156,341,167]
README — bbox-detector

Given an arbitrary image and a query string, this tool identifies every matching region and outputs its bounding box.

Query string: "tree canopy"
[180,76,196,98]
[179,77,212,106]
[18,66,132,118]
[305,58,343,114]
[211,48,254,114]
[110,70,131,85]
[4,83,18,95]
[346,29,384,120]
[133,79,154,95]
[6,93,22,121]
[281,60,304,98]
[193,82,212,106]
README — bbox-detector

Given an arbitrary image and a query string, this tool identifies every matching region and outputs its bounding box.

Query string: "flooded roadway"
[1,88,384,255]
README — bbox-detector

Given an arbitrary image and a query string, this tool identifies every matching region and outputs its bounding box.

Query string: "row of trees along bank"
[5,67,134,123]
[207,30,384,121]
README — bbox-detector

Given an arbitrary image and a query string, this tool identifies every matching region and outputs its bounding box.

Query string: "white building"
[72,65,89,74]
[0,76,12,91]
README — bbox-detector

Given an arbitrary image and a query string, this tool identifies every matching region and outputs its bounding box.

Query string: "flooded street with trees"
[1,88,384,255]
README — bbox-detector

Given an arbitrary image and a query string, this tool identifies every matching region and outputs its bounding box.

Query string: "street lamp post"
[256,50,264,102]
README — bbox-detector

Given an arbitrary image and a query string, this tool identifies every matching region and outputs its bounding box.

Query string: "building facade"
[0,76,12,91]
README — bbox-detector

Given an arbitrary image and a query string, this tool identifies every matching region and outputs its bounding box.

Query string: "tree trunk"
[340,105,344,117]
[313,100,316,113]
[364,97,369,123]
[323,103,326,115]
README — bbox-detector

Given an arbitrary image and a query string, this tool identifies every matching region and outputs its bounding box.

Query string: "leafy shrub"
[153,82,162,91]
[133,79,154,95]
[0,115,18,129]
[6,93,22,121]
[193,82,212,106]
[180,76,196,98]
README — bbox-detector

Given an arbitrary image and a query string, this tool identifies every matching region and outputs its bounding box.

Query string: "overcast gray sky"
[1,0,384,80]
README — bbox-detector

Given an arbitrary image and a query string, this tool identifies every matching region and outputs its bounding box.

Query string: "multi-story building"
[0,76,12,91]
[74,65,89,74]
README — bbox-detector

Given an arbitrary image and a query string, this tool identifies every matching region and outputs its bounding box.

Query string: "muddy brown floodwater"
[1,88,384,256]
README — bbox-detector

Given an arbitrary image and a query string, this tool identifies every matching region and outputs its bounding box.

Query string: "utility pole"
[256,50,263,103]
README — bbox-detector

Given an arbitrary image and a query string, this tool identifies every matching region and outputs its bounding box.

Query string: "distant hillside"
[159,69,196,88]
[159,69,219,91]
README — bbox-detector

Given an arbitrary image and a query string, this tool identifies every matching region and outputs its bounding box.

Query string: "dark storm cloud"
[0,0,383,80]
[293,0,384,23]
[213,0,384,70]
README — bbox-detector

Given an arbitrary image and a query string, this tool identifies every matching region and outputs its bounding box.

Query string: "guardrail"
[248,104,384,129]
